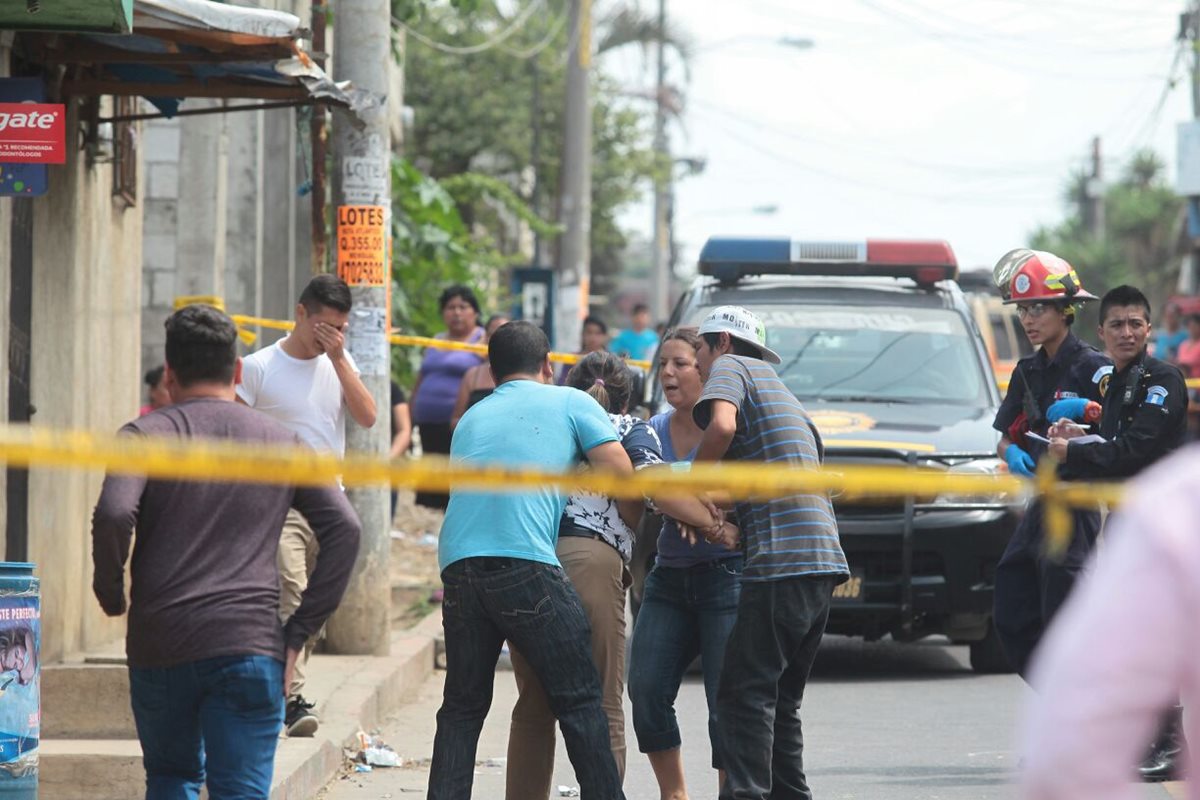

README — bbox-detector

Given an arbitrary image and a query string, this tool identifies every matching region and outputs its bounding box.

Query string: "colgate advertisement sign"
[0,104,66,164]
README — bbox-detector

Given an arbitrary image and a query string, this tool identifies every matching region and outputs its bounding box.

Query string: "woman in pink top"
[1020,446,1200,799]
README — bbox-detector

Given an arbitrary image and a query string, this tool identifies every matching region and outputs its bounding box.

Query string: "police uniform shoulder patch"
[1093,364,1114,397]
[1146,385,1169,407]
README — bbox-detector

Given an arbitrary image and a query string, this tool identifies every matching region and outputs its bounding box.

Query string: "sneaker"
[285,696,319,737]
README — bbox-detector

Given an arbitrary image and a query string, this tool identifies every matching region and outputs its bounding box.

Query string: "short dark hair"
[143,365,164,389]
[702,331,760,359]
[582,315,608,334]
[299,274,352,314]
[1099,285,1152,325]
[489,321,549,380]
[164,305,238,387]
[631,304,649,316]
[566,351,633,414]
[439,285,481,315]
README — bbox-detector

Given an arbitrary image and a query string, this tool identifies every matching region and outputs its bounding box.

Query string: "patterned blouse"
[560,413,664,563]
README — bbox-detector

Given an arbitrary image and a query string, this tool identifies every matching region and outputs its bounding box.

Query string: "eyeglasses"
[1015,302,1057,320]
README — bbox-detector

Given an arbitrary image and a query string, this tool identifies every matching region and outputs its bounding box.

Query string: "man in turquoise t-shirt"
[429,321,632,800]
[610,304,660,361]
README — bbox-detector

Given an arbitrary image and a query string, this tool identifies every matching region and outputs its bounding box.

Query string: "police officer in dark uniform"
[1046,284,1188,781]
[990,249,1110,679]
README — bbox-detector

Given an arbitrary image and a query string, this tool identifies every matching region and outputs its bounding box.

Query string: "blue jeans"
[717,577,834,800]
[430,557,624,800]
[128,654,285,800]
[627,556,742,768]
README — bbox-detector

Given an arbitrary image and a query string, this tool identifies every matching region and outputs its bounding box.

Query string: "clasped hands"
[679,497,740,551]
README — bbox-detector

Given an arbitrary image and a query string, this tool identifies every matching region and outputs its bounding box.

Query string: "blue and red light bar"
[698,237,959,286]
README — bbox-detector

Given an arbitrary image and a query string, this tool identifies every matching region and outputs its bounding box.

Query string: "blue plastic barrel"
[0,564,38,799]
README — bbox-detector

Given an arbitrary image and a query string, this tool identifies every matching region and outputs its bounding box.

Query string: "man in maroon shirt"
[91,305,361,799]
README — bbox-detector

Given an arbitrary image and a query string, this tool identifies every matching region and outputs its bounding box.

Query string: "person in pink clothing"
[1020,445,1200,799]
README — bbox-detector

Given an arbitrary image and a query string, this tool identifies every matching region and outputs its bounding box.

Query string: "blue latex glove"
[1046,397,1089,422]
[1005,443,1035,477]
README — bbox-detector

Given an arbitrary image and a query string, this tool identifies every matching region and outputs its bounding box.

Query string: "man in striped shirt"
[692,305,849,800]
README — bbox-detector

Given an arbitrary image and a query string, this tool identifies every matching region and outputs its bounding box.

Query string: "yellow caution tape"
[0,422,1122,508]
[228,314,653,370]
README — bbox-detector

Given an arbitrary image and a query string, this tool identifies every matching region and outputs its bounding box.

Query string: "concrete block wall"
[141,103,315,372]
[140,117,182,373]
[29,96,143,661]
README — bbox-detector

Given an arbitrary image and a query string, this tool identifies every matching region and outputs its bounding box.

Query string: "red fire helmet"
[996,249,1098,305]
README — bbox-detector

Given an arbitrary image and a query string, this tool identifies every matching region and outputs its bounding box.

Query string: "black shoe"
[1139,746,1180,782]
[1140,707,1184,783]
[285,696,319,737]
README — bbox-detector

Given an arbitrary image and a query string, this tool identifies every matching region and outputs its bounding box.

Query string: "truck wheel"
[969,622,1015,674]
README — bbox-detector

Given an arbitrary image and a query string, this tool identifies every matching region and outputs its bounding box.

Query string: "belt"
[558,522,620,554]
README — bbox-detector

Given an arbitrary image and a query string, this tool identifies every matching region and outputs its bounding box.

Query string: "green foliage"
[391,0,482,25]
[389,157,554,385]
[403,0,665,324]
[1030,149,1183,336]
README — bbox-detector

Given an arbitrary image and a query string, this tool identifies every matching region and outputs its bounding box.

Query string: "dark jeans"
[429,557,624,800]
[128,654,285,800]
[717,576,835,800]
[628,557,742,768]
[993,502,1101,678]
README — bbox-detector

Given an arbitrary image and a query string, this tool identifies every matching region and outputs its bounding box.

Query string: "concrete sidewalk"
[39,611,443,800]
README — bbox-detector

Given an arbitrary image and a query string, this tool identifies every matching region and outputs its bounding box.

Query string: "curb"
[270,610,442,800]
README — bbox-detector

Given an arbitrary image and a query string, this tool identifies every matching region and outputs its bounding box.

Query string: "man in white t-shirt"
[237,274,376,735]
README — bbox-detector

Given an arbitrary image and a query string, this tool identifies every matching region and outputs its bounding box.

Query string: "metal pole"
[325,0,391,655]
[311,1,329,274]
[649,0,671,323]
[531,58,543,268]
[556,0,591,351]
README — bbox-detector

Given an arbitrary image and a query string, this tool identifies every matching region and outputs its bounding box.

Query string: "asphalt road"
[319,636,1178,800]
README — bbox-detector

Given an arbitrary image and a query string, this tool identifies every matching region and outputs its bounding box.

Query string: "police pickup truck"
[637,236,1020,673]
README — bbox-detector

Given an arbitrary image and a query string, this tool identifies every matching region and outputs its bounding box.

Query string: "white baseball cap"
[697,305,782,364]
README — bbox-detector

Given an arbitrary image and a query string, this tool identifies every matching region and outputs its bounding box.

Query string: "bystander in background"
[389,378,412,521]
[450,314,510,428]
[410,285,485,509]
[611,304,659,361]
[236,275,376,737]
[1153,302,1187,361]
[139,365,170,416]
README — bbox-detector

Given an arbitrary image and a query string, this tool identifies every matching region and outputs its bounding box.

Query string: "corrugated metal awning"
[20,0,373,120]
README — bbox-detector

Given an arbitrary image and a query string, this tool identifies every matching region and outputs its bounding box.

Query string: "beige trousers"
[278,508,319,699]
[505,536,629,800]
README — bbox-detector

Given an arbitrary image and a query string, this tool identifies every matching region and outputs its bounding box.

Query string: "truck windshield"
[689,304,990,406]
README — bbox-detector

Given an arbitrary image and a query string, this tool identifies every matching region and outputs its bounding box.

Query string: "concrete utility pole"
[326,0,391,655]
[649,0,671,324]
[557,0,592,351]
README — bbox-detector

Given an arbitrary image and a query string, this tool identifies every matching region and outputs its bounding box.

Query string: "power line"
[695,112,1061,206]
[686,98,1083,182]
[877,0,1171,54]
[501,4,570,59]
[853,0,1178,79]
[395,0,544,56]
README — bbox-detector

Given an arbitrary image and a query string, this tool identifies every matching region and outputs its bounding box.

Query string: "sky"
[607,0,1193,278]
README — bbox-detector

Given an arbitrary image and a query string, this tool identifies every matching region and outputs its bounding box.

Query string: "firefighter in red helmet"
[989,249,1110,677]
